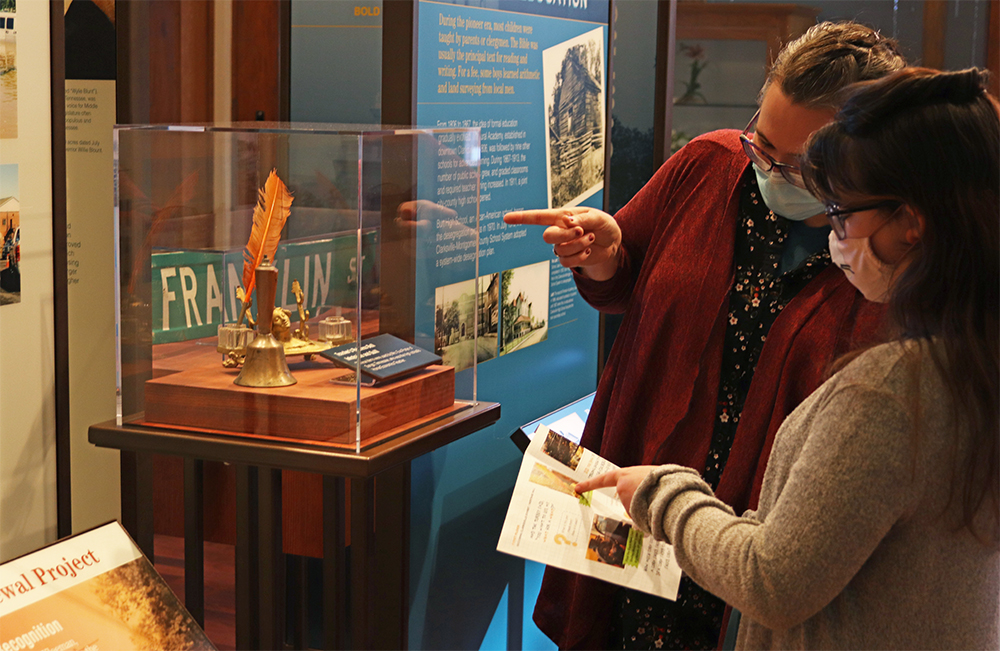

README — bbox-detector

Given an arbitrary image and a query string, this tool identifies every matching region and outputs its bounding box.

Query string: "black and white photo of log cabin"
[543,27,605,208]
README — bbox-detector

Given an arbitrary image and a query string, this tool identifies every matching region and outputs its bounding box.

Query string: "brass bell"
[234,262,297,387]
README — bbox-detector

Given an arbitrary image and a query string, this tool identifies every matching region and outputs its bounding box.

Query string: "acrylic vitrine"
[114,123,482,453]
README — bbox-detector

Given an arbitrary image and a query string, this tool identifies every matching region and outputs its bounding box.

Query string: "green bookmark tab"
[624,528,644,567]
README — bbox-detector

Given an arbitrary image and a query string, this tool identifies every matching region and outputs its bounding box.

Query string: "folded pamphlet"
[497,425,682,600]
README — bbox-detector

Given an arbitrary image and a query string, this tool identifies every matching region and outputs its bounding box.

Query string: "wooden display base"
[144,355,455,444]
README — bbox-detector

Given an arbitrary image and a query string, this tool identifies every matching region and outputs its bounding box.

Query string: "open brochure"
[498,425,683,600]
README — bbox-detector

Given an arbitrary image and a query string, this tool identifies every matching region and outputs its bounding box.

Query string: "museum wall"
[0,0,58,562]
[0,0,996,646]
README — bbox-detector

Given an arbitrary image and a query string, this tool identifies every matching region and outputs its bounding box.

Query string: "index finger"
[504,209,576,228]
[574,470,619,494]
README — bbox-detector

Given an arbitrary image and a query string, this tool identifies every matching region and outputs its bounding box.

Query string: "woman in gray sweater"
[576,67,999,650]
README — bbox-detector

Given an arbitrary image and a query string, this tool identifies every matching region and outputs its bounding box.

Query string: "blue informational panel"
[409,2,607,649]
[413,1,607,399]
[290,1,383,123]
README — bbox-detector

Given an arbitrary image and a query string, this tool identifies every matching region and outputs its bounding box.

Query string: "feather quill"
[238,169,293,324]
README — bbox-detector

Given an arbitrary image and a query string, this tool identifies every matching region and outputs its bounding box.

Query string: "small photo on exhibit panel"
[0,163,20,305]
[433,273,499,372]
[542,25,605,209]
[0,0,16,140]
[476,272,499,361]
[499,260,549,357]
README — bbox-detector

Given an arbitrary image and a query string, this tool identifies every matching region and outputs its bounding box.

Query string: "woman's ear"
[901,205,925,245]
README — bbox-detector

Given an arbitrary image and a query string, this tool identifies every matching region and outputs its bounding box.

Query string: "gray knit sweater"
[632,341,999,650]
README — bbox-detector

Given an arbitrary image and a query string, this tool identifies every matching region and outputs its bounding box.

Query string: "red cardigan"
[533,131,886,649]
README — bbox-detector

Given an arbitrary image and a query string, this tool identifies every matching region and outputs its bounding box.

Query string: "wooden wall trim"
[922,0,947,70]
[989,0,999,98]
[179,1,214,123]
[148,1,181,122]
[117,0,150,124]
[232,0,284,121]
[652,0,677,169]
[381,0,416,126]
[51,0,71,538]
[279,0,291,122]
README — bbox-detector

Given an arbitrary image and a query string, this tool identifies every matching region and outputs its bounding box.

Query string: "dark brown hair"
[802,67,1000,544]
[762,21,906,109]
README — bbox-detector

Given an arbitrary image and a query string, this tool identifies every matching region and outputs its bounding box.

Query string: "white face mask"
[827,229,896,302]
[754,166,826,221]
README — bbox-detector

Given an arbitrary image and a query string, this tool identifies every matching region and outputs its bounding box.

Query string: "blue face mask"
[754,165,825,221]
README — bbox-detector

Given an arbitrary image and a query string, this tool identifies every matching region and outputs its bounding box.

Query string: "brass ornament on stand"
[234,262,297,387]
[275,279,334,360]
[218,287,255,368]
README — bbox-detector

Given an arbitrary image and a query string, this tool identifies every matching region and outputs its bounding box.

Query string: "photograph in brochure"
[541,429,583,470]
[586,515,629,568]
[529,462,578,497]
[498,425,683,600]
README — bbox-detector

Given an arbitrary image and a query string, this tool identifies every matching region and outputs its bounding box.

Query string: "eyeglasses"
[739,110,807,189]
[825,200,901,240]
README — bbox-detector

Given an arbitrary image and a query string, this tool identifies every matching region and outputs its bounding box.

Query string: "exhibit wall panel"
[408,2,608,648]
[0,0,58,562]
[290,0,383,124]
[64,0,119,534]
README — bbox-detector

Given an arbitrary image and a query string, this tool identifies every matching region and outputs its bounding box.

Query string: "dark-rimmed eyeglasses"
[739,110,807,189]
[825,200,901,240]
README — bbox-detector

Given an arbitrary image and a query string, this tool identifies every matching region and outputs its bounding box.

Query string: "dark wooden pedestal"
[91,400,500,650]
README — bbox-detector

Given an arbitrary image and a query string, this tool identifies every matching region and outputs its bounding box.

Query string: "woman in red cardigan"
[505,22,906,650]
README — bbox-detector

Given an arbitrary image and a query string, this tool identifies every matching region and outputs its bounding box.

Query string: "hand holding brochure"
[497,425,682,600]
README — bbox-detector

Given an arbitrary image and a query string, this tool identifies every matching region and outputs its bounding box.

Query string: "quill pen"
[238,169,293,325]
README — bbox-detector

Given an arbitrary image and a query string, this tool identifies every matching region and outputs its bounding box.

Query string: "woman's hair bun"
[941,67,989,103]
[839,67,990,135]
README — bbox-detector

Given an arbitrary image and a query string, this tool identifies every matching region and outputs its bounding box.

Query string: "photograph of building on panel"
[0,163,19,304]
[434,273,499,372]
[0,0,16,140]
[499,260,549,357]
[477,272,499,359]
[542,26,605,208]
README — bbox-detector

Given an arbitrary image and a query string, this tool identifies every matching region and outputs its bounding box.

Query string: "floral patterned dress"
[610,167,831,650]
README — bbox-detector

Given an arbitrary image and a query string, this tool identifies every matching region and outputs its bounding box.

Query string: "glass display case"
[114,123,482,453]
[668,2,819,154]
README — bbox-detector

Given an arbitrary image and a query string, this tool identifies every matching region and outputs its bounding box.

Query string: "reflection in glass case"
[114,123,481,452]
[667,1,819,154]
